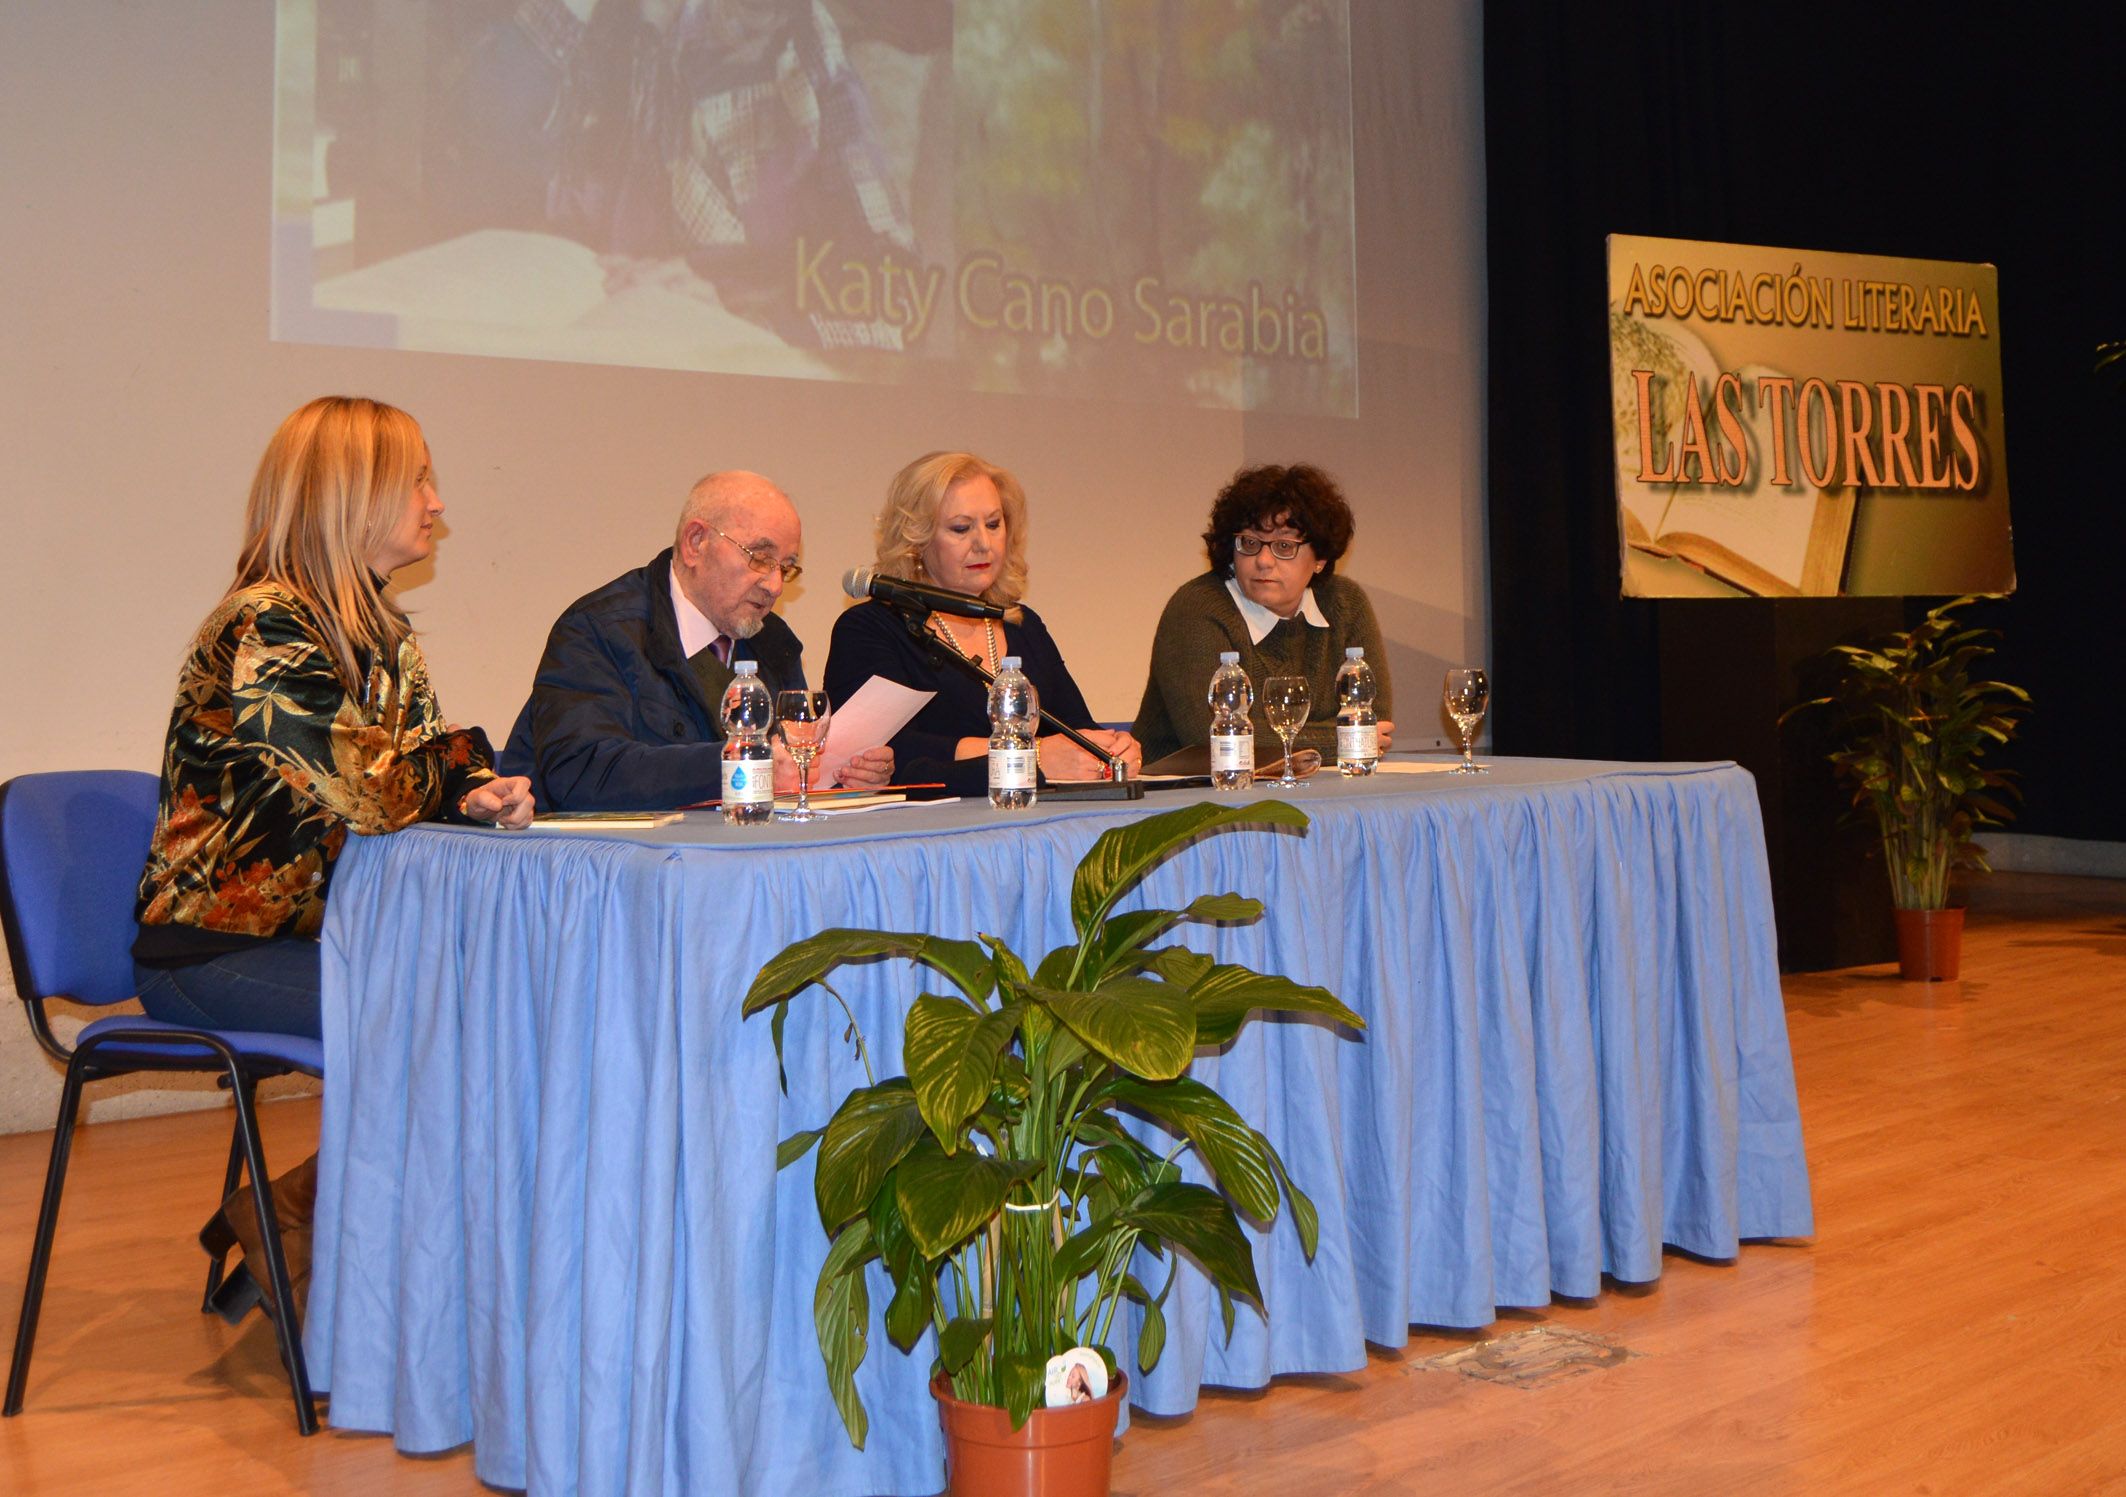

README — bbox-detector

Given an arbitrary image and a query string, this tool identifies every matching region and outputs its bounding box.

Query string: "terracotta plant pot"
[933,1372,1126,1497]
[1893,906,1964,981]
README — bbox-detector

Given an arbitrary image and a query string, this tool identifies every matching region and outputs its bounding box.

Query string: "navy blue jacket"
[823,599,1096,797]
[502,549,804,811]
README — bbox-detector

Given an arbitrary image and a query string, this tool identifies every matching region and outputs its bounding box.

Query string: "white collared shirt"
[670,565,727,661]
[1224,574,1328,645]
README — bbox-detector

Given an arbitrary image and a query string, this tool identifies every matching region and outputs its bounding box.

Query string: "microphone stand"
[885,599,1132,782]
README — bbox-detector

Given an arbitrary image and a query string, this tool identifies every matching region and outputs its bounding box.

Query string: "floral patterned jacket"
[136,583,496,941]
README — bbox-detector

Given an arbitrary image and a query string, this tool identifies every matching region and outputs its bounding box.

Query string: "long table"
[306,758,1812,1496]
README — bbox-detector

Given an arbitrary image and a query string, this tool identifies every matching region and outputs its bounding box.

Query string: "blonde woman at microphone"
[823,452,1141,796]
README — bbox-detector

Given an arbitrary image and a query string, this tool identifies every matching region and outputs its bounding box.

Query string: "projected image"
[270,0,1357,416]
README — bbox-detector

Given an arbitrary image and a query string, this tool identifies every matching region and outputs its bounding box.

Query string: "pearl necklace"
[931,612,1001,673]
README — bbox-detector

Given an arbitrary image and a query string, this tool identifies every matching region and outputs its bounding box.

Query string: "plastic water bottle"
[988,655,1039,809]
[1208,651,1255,791]
[720,661,775,825]
[1335,647,1379,776]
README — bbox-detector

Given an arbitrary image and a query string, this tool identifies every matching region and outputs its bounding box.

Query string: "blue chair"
[0,770,321,1434]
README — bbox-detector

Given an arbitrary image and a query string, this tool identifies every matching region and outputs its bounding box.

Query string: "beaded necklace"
[930,612,1001,673]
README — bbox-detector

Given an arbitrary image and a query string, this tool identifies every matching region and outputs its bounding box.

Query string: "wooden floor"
[4,872,2124,1494]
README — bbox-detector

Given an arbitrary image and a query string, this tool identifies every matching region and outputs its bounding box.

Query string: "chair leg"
[4,1057,91,1416]
[201,1082,255,1310]
[227,1074,318,1436]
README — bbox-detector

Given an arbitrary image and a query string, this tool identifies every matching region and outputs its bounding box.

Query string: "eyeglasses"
[712,526,803,583]
[1234,534,1307,560]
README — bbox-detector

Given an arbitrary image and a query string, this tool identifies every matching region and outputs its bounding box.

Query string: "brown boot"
[201,1152,317,1322]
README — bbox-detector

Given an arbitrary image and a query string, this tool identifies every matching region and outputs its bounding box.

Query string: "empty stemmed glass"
[774,690,832,820]
[1263,676,1310,790]
[1442,668,1489,774]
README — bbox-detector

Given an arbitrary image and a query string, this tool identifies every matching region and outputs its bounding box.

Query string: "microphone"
[842,566,1006,620]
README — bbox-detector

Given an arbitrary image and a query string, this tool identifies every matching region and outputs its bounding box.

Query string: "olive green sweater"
[1131,571,1393,763]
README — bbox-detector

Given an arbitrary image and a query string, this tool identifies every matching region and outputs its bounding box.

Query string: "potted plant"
[1787,595,2030,980]
[741,800,1364,1495]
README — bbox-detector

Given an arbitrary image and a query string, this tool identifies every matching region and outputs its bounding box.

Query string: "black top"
[823,600,1099,797]
[500,548,805,811]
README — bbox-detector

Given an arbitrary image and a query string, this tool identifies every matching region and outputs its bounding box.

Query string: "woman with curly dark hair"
[1131,463,1394,763]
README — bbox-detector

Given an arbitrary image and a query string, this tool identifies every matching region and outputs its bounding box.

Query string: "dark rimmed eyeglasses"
[712,526,803,583]
[1234,534,1307,561]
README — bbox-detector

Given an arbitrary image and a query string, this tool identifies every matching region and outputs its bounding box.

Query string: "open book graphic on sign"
[1610,311,1855,597]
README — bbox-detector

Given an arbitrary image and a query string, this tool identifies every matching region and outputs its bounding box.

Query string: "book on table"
[530,810,686,830]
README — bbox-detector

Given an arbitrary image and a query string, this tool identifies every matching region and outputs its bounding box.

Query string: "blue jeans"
[134,941,323,1041]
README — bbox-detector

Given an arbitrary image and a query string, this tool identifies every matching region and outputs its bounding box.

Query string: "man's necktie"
[689,635,735,702]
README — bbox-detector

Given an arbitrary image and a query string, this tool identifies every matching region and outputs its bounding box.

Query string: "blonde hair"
[873,451,1031,609]
[230,396,426,684]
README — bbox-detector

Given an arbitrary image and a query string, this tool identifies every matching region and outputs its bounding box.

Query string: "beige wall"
[0,1,1488,1131]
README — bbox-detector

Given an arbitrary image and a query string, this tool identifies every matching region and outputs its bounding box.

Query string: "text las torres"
[1624,259,1990,492]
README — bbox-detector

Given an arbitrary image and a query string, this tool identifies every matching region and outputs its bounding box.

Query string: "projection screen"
[272,0,1359,418]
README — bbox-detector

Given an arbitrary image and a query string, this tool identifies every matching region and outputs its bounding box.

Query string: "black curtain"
[1483,2,2126,842]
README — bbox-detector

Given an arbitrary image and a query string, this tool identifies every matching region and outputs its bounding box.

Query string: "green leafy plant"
[741,800,1364,1440]
[1786,595,2030,909]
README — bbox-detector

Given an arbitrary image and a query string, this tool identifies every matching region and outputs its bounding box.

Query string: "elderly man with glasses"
[504,470,893,811]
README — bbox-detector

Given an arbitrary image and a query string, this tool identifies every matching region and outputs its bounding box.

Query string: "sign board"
[1608,235,2013,597]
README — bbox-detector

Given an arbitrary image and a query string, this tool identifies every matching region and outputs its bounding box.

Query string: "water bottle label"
[1210,733,1254,773]
[1337,723,1378,761]
[722,757,773,806]
[990,746,1037,789]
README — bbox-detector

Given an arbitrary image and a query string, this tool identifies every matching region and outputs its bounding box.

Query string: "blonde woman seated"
[132,396,532,1319]
[824,452,1140,795]
[135,395,533,1041]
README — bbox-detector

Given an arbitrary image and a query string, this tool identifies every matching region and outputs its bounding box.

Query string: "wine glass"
[1263,676,1310,790]
[1442,668,1489,774]
[774,690,832,821]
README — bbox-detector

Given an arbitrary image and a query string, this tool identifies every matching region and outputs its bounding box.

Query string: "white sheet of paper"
[1374,760,1465,775]
[817,676,936,785]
